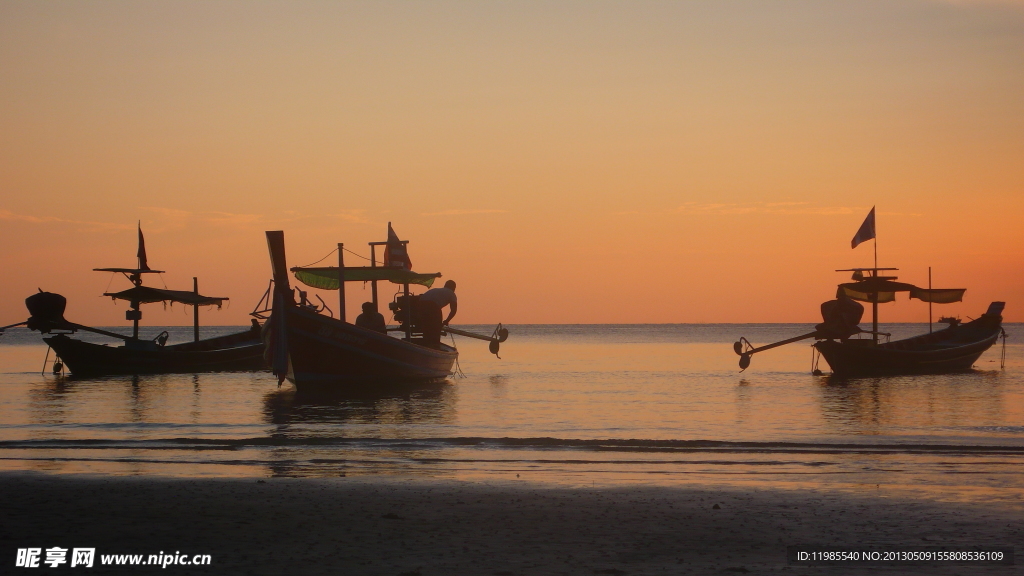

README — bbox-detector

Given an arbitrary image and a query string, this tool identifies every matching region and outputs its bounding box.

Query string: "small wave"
[956,426,1024,435]
[2,437,1024,455]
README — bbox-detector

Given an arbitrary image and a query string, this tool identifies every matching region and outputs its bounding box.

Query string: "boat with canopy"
[1,224,265,376]
[263,225,507,390]
[732,208,1006,376]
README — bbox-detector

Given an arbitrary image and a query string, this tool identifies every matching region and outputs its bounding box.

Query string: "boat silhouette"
[263,227,507,391]
[4,224,265,376]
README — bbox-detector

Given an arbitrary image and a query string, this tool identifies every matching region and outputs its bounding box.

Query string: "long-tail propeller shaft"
[733,331,819,371]
[443,324,509,357]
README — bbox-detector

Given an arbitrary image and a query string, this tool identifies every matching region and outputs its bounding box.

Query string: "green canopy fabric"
[292,266,440,290]
[104,286,227,306]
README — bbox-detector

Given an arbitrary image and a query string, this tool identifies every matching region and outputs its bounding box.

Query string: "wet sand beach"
[3,472,1021,575]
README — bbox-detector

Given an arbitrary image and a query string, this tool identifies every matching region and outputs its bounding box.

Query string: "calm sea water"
[1,324,1022,503]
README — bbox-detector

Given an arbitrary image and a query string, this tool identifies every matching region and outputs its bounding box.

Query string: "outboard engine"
[25,290,70,333]
[389,294,422,332]
[815,293,864,340]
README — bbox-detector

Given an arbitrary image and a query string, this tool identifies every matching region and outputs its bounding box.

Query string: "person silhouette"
[417,280,457,347]
[355,302,387,333]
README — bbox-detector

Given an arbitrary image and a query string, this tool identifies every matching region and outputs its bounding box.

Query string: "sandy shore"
[1,473,1020,575]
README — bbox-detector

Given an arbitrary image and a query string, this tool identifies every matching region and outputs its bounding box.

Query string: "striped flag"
[851,207,876,249]
[384,223,412,270]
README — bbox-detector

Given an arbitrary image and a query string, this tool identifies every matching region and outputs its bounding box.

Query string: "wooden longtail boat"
[733,209,1006,376]
[3,225,265,376]
[733,267,1006,376]
[263,228,507,391]
[813,302,1004,375]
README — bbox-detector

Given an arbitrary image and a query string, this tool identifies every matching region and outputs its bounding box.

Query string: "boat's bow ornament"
[25,290,73,333]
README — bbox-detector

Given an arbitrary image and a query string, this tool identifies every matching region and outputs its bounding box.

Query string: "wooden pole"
[404,283,411,340]
[370,244,378,310]
[872,297,878,345]
[928,267,933,333]
[132,300,140,340]
[130,271,141,340]
[873,237,879,345]
[338,243,346,323]
[193,277,200,342]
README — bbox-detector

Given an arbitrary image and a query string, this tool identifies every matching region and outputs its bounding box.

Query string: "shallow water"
[1,324,1022,503]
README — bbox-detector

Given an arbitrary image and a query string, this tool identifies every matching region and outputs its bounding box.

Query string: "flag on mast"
[137,222,151,271]
[384,222,412,270]
[851,207,876,249]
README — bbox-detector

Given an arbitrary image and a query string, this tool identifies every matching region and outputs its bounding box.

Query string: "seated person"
[354,302,387,333]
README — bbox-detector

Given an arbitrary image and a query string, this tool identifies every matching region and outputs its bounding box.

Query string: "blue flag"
[851,207,875,249]
[137,222,150,271]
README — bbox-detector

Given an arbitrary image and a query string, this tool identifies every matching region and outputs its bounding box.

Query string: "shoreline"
[3,472,1021,575]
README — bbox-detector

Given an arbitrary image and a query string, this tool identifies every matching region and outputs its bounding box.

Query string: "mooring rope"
[448,331,466,378]
[1000,328,1008,370]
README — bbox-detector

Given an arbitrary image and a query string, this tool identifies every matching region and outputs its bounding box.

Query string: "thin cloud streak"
[139,207,370,230]
[612,203,922,217]
[420,209,508,216]
[674,202,859,216]
[0,209,132,232]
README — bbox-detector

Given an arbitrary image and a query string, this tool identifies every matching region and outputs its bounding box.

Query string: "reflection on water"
[263,381,456,430]
[817,370,1008,436]
[261,382,458,477]
[0,326,1023,501]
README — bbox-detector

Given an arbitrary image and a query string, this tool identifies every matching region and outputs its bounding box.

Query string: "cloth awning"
[908,287,967,304]
[291,266,440,290]
[103,286,227,306]
[94,267,165,274]
[838,279,965,304]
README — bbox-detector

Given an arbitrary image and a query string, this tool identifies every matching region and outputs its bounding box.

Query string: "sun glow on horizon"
[1,1,1022,326]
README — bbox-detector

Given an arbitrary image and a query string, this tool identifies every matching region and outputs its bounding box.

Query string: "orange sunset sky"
[2,1,1022,326]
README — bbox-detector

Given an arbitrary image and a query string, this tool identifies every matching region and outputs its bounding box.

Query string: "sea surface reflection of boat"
[263,383,455,428]
[3,225,265,376]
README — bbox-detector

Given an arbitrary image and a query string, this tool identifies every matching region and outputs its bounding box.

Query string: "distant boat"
[733,209,1006,376]
[263,226,507,391]
[733,267,1006,376]
[6,224,266,376]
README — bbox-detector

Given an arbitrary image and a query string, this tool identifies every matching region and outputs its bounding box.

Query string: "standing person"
[417,280,457,347]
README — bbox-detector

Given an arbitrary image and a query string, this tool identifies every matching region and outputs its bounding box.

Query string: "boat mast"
[872,221,879,345]
[370,244,378,311]
[131,224,145,340]
[871,275,878,344]
[129,270,142,340]
[338,243,346,323]
[369,236,411,332]
[193,277,200,342]
[404,283,412,341]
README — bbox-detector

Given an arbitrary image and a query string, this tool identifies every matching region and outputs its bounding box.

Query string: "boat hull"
[45,329,266,377]
[814,310,1002,377]
[275,306,457,391]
